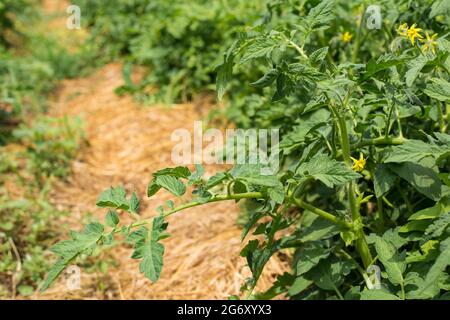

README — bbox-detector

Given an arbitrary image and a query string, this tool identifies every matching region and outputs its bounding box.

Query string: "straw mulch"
[32,62,288,299]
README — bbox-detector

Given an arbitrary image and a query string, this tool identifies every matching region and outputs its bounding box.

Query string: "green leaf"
[305,257,353,291]
[240,37,278,64]
[430,0,450,18]
[288,277,313,296]
[405,55,429,87]
[166,200,174,209]
[241,212,264,241]
[140,240,164,283]
[388,162,442,201]
[295,154,361,188]
[129,192,140,214]
[250,69,279,88]
[375,237,405,286]
[373,164,397,198]
[399,220,430,233]
[153,166,191,178]
[147,181,161,198]
[360,289,401,300]
[384,140,447,164]
[412,237,450,298]
[425,213,450,239]
[404,272,439,299]
[438,38,450,53]
[188,164,204,185]
[240,239,275,285]
[128,216,168,282]
[409,201,447,221]
[155,175,186,197]
[96,186,129,210]
[268,184,285,204]
[297,0,335,34]
[280,113,327,153]
[423,78,450,102]
[230,164,280,188]
[310,47,329,64]
[216,40,238,100]
[380,228,409,249]
[298,216,340,242]
[204,172,227,190]
[295,243,331,276]
[41,223,104,291]
[362,54,405,81]
[105,210,119,227]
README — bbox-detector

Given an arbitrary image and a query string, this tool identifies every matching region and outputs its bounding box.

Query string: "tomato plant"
[73,0,266,103]
[42,0,450,300]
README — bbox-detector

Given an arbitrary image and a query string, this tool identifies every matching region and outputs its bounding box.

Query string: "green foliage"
[0,1,102,298]
[44,0,450,300]
[13,116,85,182]
[0,189,67,298]
[73,0,266,103]
[0,0,36,49]
[0,114,84,297]
[0,1,92,143]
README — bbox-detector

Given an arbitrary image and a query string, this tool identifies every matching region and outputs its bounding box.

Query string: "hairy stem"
[437,101,445,133]
[329,98,373,269]
[292,198,352,229]
[288,39,308,59]
[352,136,405,149]
[351,4,366,64]
[385,102,395,138]
[118,191,352,234]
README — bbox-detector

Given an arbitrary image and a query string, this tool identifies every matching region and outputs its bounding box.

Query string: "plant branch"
[288,39,308,59]
[117,190,353,234]
[292,197,352,229]
[352,136,405,149]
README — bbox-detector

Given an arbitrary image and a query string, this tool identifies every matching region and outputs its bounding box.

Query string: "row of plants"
[0,0,93,144]
[72,0,269,103]
[42,0,450,299]
[0,116,85,298]
[0,2,90,298]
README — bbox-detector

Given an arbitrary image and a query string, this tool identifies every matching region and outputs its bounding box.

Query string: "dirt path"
[30,0,286,300]
[33,63,284,299]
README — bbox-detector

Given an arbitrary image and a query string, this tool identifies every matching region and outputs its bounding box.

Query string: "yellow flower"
[397,23,408,36]
[421,32,438,54]
[351,153,366,172]
[341,31,353,43]
[406,24,423,45]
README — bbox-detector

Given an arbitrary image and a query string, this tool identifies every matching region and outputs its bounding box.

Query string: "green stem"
[446,103,450,127]
[328,98,373,269]
[164,192,261,217]
[116,192,263,233]
[351,4,366,64]
[334,286,344,300]
[117,191,352,234]
[385,102,395,138]
[394,105,404,138]
[288,39,308,59]
[441,63,450,76]
[376,196,385,229]
[352,136,405,149]
[292,197,352,229]
[437,101,445,133]
[336,249,373,289]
